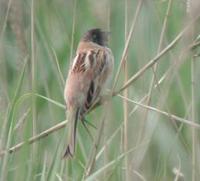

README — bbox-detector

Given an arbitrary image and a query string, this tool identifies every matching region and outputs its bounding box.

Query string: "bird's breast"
[64,73,91,108]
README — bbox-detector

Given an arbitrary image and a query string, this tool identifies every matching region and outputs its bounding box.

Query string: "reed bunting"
[63,28,114,158]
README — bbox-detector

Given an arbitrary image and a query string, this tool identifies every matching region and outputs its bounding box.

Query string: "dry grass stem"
[112,0,143,91]
[191,39,196,181]
[136,0,174,145]
[69,0,77,64]
[115,29,184,95]
[2,87,200,157]
[118,94,200,129]
[115,13,200,94]
[52,47,65,87]
[0,0,12,38]
[0,120,68,157]
[84,116,105,178]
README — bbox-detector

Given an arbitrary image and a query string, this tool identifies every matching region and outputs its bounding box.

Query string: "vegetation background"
[0,0,200,180]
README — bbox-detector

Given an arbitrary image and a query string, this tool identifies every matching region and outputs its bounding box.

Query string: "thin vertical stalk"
[104,1,111,179]
[31,0,36,154]
[191,55,196,181]
[112,0,143,92]
[0,0,12,38]
[137,0,174,144]
[0,0,13,103]
[84,114,106,179]
[190,16,196,181]
[187,1,196,180]
[106,0,110,31]
[69,0,77,64]
[123,0,129,180]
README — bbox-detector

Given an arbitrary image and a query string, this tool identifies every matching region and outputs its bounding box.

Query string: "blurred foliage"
[0,0,200,180]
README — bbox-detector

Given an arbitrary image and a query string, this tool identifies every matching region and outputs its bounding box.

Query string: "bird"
[63,28,114,158]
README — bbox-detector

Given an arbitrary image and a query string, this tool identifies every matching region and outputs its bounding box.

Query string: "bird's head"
[82,28,109,46]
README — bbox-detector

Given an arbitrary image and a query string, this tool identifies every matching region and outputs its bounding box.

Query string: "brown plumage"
[63,28,114,158]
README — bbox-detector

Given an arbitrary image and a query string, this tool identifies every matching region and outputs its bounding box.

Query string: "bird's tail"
[63,107,80,158]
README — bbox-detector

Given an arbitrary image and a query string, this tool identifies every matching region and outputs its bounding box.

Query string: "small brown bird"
[64,28,114,158]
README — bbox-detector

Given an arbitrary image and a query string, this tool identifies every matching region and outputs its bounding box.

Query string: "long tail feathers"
[63,108,80,159]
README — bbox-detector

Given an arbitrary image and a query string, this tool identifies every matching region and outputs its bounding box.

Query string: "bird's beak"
[103,31,111,36]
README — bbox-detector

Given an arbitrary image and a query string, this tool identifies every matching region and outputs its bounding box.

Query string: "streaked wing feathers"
[72,53,87,73]
[70,47,112,114]
[71,49,108,75]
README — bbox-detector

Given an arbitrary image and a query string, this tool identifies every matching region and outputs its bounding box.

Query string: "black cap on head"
[82,28,109,46]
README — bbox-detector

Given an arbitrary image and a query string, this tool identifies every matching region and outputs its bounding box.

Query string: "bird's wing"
[68,46,113,114]
[71,52,88,73]
[72,48,111,75]
[82,48,112,113]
